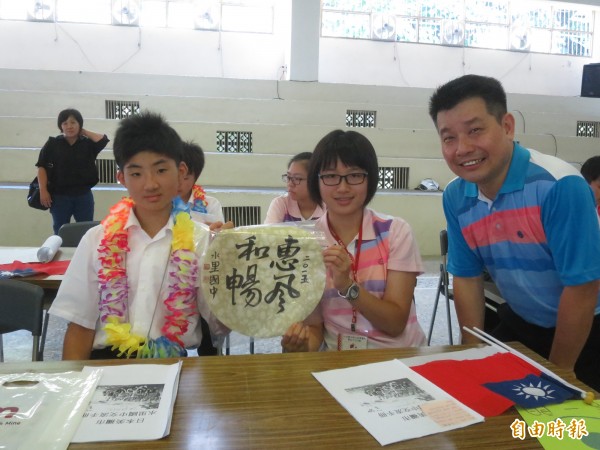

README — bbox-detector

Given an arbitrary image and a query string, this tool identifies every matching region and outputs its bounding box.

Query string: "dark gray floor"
[1,258,458,361]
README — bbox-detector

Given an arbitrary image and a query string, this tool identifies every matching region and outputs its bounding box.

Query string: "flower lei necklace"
[190,184,208,213]
[97,196,199,358]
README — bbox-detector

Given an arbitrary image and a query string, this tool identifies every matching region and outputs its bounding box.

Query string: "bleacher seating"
[1,68,597,255]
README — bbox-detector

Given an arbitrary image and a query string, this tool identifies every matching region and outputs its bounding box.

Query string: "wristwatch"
[338,281,360,302]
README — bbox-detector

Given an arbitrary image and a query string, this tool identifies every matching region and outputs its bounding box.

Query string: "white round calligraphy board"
[202,225,325,338]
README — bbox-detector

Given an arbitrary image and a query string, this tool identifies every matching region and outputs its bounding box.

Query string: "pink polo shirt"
[264,194,325,224]
[309,208,426,350]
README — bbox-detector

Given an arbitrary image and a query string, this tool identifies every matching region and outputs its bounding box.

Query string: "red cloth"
[0,260,70,275]
[412,352,541,417]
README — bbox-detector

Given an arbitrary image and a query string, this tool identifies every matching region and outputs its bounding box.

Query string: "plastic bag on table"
[0,369,102,450]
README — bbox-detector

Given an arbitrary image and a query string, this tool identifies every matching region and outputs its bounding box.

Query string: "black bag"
[30,139,55,211]
[27,177,49,211]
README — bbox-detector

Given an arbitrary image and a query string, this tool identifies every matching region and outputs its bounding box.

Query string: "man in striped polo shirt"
[428,74,600,391]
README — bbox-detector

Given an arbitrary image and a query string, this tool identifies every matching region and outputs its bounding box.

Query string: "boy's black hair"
[428,74,508,127]
[307,129,379,206]
[57,108,83,130]
[181,140,206,179]
[581,156,600,184]
[287,152,312,169]
[113,111,183,169]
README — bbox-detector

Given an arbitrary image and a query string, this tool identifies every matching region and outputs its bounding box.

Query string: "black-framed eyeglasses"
[319,173,368,186]
[282,174,306,185]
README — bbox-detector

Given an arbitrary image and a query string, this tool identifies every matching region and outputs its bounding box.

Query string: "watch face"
[348,283,360,300]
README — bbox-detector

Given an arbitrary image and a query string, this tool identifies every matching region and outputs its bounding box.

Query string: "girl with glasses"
[264,152,325,224]
[281,130,426,352]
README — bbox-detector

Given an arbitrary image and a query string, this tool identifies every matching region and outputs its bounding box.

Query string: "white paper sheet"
[313,359,484,446]
[0,247,39,264]
[72,362,182,443]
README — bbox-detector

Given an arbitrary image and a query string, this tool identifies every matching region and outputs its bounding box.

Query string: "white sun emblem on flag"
[512,381,556,401]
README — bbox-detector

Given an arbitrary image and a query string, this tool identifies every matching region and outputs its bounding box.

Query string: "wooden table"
[0,343,587,449]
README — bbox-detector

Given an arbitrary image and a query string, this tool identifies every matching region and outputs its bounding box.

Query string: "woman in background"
[36,108,109,235]
[282,130,425,352]
[264,152,325,223]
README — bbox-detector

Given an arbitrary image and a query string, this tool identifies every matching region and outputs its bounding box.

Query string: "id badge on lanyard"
[327,214,367,350]
[337,333,368,350]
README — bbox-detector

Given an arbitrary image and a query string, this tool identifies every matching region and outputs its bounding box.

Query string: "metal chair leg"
[39,310,50,361]
[444,279,453,345]
[428,262,454,346]
[427,264,444,345]
[32,336,40,361]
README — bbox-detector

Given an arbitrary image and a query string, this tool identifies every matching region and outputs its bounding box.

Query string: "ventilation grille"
[346,110,376,128]
[96,159,118,184]
[576,121,600,137]
[378,166,409,190]
[217,131,253,153]
[223,206,262,226]
[105,100,140,119]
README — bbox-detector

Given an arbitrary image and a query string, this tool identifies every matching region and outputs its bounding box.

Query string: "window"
[216,131,253,153]
[321,0,595,57]
[221,4,273,33]
[346,110,376,128]
[378,167,409,190]
[96,159,118,183]
[57,0,111,24]
[1,0,275,34]
[577,121,600,137]
[105,100,140,119]
[140,1,166,27]
[223,206,261,226]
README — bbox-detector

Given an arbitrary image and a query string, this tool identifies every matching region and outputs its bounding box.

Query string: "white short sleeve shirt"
[49,211,213,350]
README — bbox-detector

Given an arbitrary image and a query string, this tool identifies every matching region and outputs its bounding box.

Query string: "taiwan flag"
[483,373,577,409]
[0,259,70,277]
[411,351,578,417]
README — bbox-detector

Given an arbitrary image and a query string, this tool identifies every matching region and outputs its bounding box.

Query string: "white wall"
[1,1,600,97]
[0,9,290,79]
[319,36,600,97]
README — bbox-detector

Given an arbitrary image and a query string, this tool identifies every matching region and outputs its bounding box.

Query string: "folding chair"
[58,221,100,247]
[50,221,100,355]
[0,279,45,361]
[427,230,454,345]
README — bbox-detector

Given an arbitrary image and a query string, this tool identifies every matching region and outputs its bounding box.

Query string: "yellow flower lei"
[98,197,199,358]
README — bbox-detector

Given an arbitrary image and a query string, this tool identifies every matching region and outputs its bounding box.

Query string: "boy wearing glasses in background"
[264,151,325,223]
[281,130,426,352]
